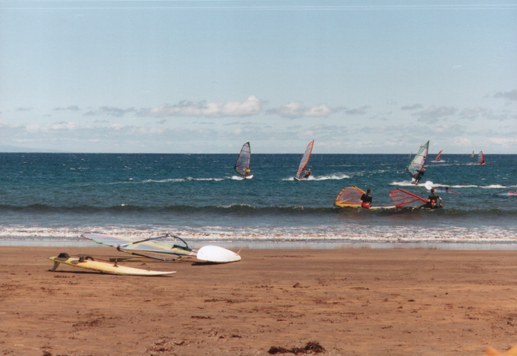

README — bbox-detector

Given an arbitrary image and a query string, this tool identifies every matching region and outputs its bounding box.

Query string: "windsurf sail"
[389,189,427,208]
[83,233,197,261]
[334,186,365,207]
[471,150,475,157]
[494,190,517,197]
[478,151,485,165]
[82,233,241,263]
[295,140,314,179]
[406,141,429,177]
[434,150,443,161]
[235,142,251,176]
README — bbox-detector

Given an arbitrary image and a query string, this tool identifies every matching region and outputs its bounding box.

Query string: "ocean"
[0,152,516,249]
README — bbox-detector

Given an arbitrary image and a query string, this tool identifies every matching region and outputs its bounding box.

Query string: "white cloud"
[140,95,263,118]
[400,104,423,111]
[413,106,457,122]
[459,107,512,121]
[345,106,370,115]
[459,107,488,120]
[493,90,517,101]
[267,101,338,118]
[84,107,136,117]
[54,106,80,111]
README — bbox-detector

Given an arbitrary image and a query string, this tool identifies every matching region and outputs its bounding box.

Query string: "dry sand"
[1,246,516,356]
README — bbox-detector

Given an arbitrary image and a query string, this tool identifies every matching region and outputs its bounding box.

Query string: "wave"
[144,177,227,183]
[1,223,517,244]
[283,173,351,181]
[0,203,516,217]
[390,181,515,189]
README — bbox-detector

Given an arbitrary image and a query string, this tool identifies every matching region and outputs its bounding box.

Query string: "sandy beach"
[1,246,516,356]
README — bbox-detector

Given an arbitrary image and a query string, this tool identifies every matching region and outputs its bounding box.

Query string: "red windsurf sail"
[434,150,443,161]
[296,140,314,179]
[478,151,485,165]
[389,189,427,208]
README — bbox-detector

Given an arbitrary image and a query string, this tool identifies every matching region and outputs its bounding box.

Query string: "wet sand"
[1,246,516,356]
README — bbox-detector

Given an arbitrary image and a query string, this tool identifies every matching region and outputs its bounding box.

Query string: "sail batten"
[407,141,429,177]
[234,142,251,176]
[296,140,314,179]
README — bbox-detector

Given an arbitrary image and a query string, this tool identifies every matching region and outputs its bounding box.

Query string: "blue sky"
[0,1,516,153]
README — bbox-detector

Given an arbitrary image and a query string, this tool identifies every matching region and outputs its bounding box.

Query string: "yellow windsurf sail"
[334,186,365,207]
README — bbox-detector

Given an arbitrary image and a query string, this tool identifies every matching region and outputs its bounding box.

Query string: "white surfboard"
[197,246,241,263]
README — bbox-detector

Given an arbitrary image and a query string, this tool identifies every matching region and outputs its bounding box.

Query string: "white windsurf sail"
[406,141,429,178]
[295,140,314,179]
[234,142,251,176]
[82,233,240,263]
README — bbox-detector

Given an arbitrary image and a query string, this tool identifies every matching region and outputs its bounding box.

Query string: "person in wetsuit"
[360,188,372,209]
[302,168,311,179]
[426,188,442,209]
[413,167,426,185]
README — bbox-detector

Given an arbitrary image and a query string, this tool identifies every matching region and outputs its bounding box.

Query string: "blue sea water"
[0,153,516,247]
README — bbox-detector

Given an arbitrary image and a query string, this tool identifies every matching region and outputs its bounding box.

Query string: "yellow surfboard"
[49,253,176,276]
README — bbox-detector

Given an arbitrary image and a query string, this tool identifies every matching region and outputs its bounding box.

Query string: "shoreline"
[1,246,516,355]
[2,238,517,250]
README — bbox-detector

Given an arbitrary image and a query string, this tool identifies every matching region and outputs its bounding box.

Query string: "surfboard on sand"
[49,253,176,276]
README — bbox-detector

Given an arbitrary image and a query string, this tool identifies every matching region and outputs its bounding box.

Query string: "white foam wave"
[142,177,227,183]
[2,224,517,245]
[143,178,185,183]
[187,177,226,182]
[311,173,350,181]
[231,175,246,180]
[391,181,511,189]
[390,181,422,187]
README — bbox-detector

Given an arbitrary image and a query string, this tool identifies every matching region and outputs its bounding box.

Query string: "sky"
[0,0,516,154]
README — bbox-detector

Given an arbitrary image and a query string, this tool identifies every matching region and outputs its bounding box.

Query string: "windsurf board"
[49,254,176,276]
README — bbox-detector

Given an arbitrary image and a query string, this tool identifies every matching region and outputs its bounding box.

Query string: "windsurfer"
[425,188,442,209]
[413,168,426,185]
[302,168,311,179]
[243,168,251,178]
[360,189,372,209]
